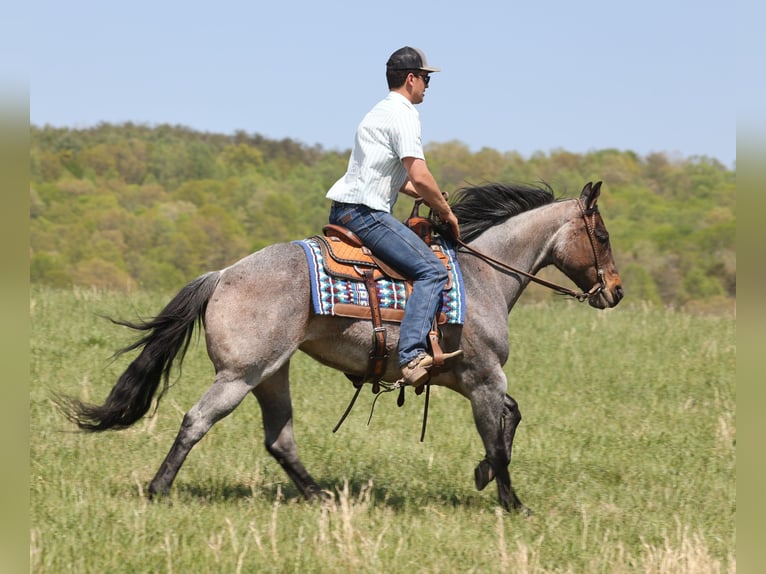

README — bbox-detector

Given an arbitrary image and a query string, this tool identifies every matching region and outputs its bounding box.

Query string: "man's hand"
[437,208,461,241]
[401,157,459,238]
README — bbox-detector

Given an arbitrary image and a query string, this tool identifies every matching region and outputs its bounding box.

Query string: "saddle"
[314,203,452,386]
[316,225,453,292]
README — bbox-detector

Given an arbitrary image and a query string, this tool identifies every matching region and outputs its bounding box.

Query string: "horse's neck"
[477,201,569,269]
[461,201,571,308]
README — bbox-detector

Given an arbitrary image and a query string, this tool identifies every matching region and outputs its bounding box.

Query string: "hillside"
[30,123,735,309]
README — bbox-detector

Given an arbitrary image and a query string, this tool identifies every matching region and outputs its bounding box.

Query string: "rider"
[326,46,462,387]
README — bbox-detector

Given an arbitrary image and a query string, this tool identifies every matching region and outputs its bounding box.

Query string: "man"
[326,46,462,387]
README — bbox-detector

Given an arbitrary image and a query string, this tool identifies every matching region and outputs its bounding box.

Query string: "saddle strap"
[361,269,388,384]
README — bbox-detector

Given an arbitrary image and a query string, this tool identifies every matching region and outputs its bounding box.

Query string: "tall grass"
[30,288,735,573]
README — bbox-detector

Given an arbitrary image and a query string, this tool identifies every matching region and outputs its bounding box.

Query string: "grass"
[29,287,735,573]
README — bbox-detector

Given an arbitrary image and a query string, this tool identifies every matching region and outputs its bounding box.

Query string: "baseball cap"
[386,47,441,73]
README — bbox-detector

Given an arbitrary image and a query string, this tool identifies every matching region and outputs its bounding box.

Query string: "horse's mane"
[449,182,556,243]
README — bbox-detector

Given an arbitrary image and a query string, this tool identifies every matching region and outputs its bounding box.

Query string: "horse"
[57,180,623,513]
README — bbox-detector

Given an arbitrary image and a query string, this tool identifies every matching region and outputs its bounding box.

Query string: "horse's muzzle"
[588,281,624,309]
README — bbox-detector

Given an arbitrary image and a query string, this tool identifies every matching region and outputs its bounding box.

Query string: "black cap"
[386,46,441,72]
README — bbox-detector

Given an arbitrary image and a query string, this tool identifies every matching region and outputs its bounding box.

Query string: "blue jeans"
[329,202,448,367]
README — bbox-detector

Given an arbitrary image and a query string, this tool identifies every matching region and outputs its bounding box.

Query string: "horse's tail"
[57,271,221,432]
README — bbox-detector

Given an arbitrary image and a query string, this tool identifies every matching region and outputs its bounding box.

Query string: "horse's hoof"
[304,486,332,503]
[474,459,495,491]
[517,504,534,517]
[147,483,170,501]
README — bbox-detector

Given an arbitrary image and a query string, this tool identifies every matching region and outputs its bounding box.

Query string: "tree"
[29,122,736,310]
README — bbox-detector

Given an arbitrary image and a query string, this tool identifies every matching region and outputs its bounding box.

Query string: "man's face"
[410,72,430,104]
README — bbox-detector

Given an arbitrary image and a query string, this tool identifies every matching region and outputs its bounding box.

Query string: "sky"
[17,1,744,168]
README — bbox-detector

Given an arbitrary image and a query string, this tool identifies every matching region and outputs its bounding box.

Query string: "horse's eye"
[595,229,609,244]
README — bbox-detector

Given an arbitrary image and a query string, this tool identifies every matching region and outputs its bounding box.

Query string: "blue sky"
[21,1,740,167]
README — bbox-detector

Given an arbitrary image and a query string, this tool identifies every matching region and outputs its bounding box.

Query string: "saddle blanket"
[294,236,466,325]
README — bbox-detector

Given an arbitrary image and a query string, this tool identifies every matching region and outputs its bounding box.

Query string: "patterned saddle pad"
[294,235,466,325]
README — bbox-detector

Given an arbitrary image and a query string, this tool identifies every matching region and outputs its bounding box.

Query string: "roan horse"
[57,180,623,513]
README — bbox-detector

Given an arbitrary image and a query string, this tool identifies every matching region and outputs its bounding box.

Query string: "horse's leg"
[502,394,522,466]
[475,393,522,489]
[252,361,324,500]
[469,376,530,514]
[148,371,254,498]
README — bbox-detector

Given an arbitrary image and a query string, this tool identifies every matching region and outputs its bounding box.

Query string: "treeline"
[30,123,735,309]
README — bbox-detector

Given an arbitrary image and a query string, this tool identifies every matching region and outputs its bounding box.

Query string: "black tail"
[56,272,221,431]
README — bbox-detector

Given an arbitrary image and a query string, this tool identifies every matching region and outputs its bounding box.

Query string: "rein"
[333,197,606,441]
[454,199,605,302]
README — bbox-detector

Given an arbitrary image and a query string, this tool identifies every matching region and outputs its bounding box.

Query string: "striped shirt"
[326,91,425,213]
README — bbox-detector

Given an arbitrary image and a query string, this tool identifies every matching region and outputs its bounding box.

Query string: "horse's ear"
[580,181,602,210]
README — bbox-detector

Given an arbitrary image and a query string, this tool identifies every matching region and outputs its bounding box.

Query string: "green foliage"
[30,124,735,308]
[30,289,735,572]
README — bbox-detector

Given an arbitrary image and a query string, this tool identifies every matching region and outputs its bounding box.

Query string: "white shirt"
[326,91,425,213]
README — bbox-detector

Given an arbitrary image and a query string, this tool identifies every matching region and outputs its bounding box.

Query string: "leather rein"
[332,198,606,442]
[453,198,606,302]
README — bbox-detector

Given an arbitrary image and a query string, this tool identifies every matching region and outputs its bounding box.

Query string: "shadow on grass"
[158,476,490,512]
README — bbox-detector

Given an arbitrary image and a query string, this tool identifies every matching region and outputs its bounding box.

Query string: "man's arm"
[399,179,421,199]
[401,157,460,239]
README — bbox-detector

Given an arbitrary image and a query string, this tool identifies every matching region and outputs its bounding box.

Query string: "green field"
[30,288,735,573]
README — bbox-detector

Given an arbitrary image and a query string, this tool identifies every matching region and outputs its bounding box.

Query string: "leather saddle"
[315,224,453,291]
[312,205,452,386]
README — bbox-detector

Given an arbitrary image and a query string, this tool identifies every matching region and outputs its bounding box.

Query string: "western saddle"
[313,202,453,388]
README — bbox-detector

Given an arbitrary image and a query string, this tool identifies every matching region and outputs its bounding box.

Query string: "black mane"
[449,182,556,243]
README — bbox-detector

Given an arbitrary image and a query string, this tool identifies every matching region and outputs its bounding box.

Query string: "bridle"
[454,198,607,302]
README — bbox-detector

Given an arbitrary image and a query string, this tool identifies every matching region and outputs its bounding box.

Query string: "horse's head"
[553,181,624,309]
